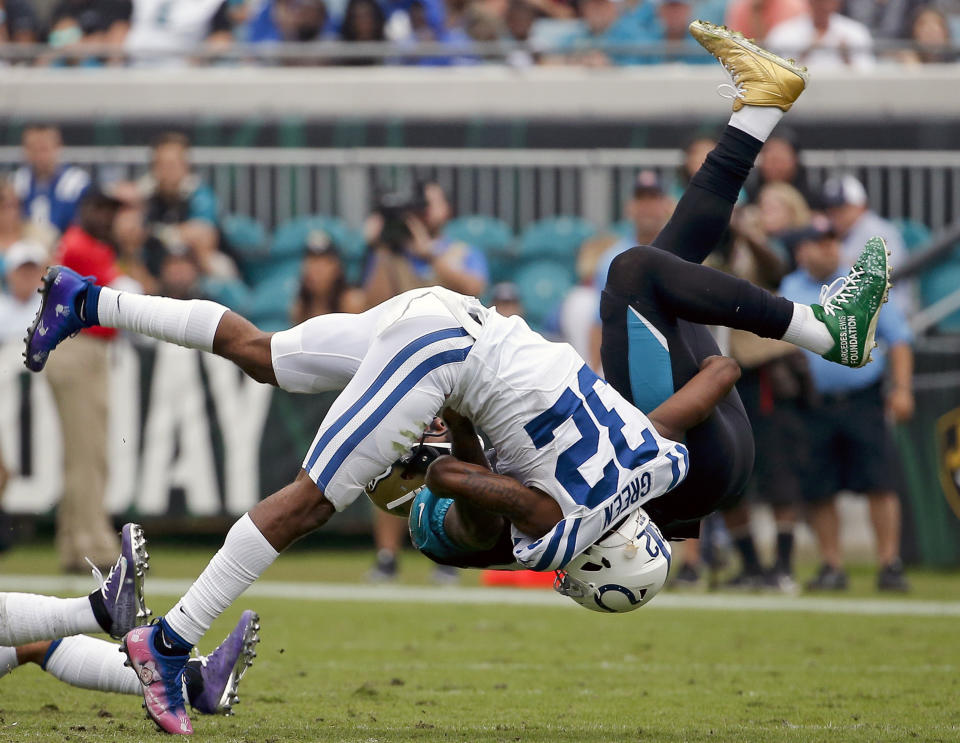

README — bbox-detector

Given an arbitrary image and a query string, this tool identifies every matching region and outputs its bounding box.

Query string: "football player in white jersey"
[23,23,892,736]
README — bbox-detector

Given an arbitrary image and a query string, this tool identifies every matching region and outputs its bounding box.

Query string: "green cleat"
[811,236,891,368]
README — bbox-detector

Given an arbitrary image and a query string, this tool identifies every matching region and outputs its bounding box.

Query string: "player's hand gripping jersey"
[276,287,688,571]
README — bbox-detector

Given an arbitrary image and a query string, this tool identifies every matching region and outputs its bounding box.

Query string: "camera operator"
[362,181,487,584]
[363,181,488,307]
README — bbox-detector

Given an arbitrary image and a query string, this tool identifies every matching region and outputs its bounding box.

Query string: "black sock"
[183,659,204,707]
[775,530,794,573]
[88,591,112,635]
[733,534,761,574]
[153,618,192,656]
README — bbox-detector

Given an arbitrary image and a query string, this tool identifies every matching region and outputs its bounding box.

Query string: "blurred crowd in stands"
[0,122,940,590]
[1,0,959,66]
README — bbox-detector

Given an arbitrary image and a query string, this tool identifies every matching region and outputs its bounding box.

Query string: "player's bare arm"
[210,312,278,386]
[438,409,509,549]
[426,455,560,539]
[646,355,741,442]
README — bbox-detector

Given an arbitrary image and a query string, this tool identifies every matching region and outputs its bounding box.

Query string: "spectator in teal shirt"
[142,132,235,279]
[636,0,715,65]
[558,0,651,66]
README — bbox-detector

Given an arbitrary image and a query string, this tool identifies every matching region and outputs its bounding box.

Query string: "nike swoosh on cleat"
[112,557,127,605]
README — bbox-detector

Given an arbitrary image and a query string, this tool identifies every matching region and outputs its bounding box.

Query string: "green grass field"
[1,545,959,743]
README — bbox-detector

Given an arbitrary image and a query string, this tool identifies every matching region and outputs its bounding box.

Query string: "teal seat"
[892,218,932,253]
[221,215,268,261]
[513,260,575,331]
[445,215,517,285]
[518,217,596,263]
[444,216,514,255]
[198,277,252,314]
[920,251,960,332]
[272,216,364,259]
[272,215,367,285]
[247,269,301,331]
[244,254,302,288]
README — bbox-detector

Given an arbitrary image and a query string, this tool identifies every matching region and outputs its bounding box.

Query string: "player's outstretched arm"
[647,355,741,442]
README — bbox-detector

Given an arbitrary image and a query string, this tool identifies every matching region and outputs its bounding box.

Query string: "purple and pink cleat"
[122,623,193,735]
[123,611,261,734]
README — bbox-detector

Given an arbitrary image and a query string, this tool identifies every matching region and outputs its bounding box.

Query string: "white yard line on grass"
[2,574,959,617]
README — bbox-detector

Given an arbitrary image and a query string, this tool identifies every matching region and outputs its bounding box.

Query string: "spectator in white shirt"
[0,239,43,549]
[124,0,234,66]
[0,240,45,344]
[766,0,875,69]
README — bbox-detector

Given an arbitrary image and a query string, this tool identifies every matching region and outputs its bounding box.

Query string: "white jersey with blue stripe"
[450,310,689,572]
[273,286,687,568]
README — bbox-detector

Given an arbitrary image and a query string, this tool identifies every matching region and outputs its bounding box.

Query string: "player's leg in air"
[597,22,891,535]
[0,610,260,716]
[0,523,149,646]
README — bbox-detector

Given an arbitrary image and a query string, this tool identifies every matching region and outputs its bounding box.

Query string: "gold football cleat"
[689,19,808,112]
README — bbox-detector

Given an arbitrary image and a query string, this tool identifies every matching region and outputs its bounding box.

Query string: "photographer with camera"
[362,181,487,583]
[363,182,488,308]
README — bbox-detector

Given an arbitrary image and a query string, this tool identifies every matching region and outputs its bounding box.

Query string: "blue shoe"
[122,622,193,735]
[88,523,151,639]
[189,610,260,715]
[23,265,97,372]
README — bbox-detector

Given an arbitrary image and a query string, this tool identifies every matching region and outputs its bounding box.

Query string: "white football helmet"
[554,508,671,613]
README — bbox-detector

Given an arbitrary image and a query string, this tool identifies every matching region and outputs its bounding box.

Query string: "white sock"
[96,287,228,353]
[729,105,784,143]
[780,303,834,354]
[0,646,19,679]
[44,635,140,695]
[0,594,101,646]
[164,514,278,647]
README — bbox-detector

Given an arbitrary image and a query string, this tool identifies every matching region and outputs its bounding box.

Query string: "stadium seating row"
[210,213,959,333]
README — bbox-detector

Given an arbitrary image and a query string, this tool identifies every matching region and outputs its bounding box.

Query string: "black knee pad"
[605,245,661,296]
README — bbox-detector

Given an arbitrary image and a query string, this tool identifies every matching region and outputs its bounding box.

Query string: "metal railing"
[3,146,959,234]
[0,39,955,66]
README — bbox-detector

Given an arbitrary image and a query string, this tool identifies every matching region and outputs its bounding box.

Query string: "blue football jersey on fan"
[13,165,90,233]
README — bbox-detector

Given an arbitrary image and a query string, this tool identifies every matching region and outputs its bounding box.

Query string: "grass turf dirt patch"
[1,597,958,742]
